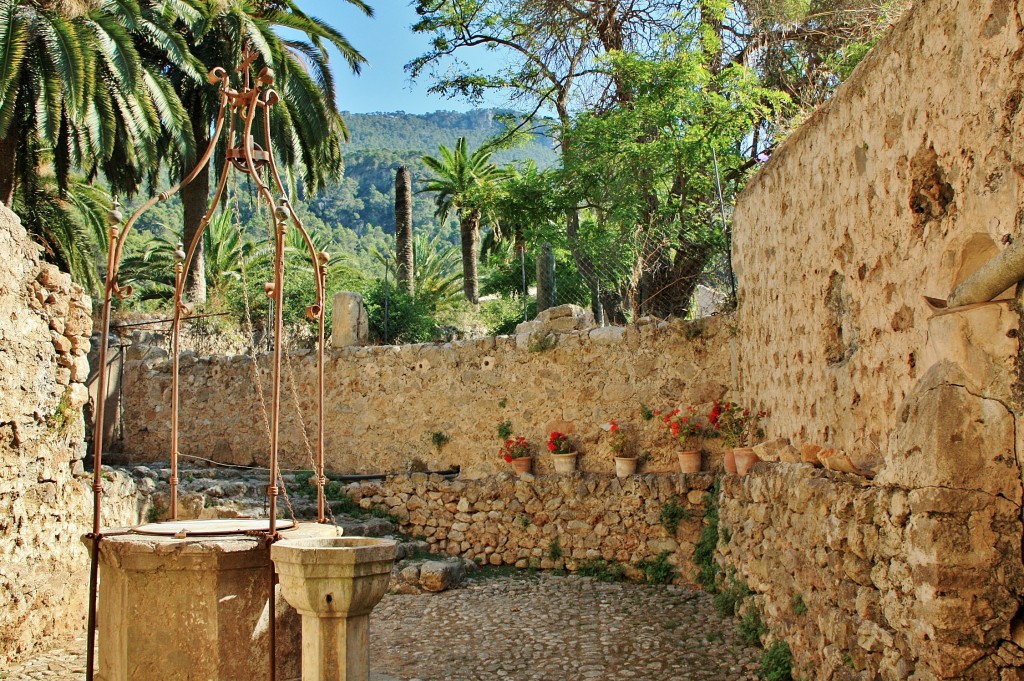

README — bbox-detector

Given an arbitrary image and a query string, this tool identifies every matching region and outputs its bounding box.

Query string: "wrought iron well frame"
[85,51,331,681]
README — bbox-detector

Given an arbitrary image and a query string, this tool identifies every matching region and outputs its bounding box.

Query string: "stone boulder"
[514,304,596,336]
[418,560,467,592]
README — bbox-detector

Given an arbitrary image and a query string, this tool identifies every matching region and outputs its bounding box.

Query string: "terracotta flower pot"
[723,449,738,475]
[734,447,760,476]
[510,456,532,475]
[614,457,637,478]
[552,452,578,474]
[677,450,701,474]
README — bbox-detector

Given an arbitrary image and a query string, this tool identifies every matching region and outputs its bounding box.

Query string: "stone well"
[88,521,342,681]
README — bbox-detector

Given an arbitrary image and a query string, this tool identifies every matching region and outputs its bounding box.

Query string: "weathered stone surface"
[514,304,595,336]
[96,523,341,681]
[720,460,1024,681]
[121,318,735,477]
[348,472,712,584]
[0,204,137,667]
[11,574,765,681]
[331,291,369,348]
[418,560,466,592]
[731,0,1024,465]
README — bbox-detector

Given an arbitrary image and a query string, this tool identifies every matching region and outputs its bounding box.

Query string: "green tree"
[170,0,372,303]
[376,232,461,309]
[119,211,255,304]
[0,0,199,285]
[410,0,901,319]
[420,137,505,304]
[563,42,785,316]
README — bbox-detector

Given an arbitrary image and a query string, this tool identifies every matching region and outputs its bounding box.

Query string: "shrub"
[637,551,677,585]
[548,537,563,562]
[713,571,752,617]
[759,641,794,681]
[659,497,691,535]
[577,558,626,582]
[364,280,438,344]
[739,606,767,647]
[694,478,721,589]
[481,295,533,336]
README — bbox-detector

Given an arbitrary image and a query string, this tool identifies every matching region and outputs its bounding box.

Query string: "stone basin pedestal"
[271,537,397,681]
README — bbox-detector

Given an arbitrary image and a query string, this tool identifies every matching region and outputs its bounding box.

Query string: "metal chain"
[283,347,337,525]
[231,173,297,526]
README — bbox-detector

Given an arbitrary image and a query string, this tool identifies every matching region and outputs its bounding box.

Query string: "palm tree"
[394,165,414,294]
[0,0,199,285]
[170,0,372,303]
[420,137,505,304]
[375,232,461,308]
[13,175,110,289]
[119,211,255,303]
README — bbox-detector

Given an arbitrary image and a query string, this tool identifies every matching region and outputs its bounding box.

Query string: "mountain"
[124,110,558,279]
[295,110,559,259]
[343,110,558,165]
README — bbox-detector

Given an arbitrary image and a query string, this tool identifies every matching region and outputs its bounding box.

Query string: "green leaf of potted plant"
[709,402,767,476]
[661,405,707,473]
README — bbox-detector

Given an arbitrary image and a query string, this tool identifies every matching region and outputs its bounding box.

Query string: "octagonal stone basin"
[271,537,397,681]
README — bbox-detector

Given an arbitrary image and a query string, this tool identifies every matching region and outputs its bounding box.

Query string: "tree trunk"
[394,165,414,294]
[0,122,19,207]
[181,111,208,304]
[536,241,556,312]
[460,211,480,304]
[639,241,707,319]
[566,208,603,325]
[557,110,603,324]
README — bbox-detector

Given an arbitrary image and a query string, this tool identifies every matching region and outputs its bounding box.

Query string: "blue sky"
[294,0,503,114]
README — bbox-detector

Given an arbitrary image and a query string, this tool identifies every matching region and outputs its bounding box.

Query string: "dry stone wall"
[346,471,712,580]
[121,316,734,477]
[106,1,1024,678]
[0,205,139,665]
[719,464,1024,680]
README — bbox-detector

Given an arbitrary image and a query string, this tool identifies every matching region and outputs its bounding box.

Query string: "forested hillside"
[125,109,556,282]
[307,110,557,242]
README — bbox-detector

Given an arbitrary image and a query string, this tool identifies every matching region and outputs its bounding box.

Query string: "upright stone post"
[272,537,397,681]
[331,292,369,349]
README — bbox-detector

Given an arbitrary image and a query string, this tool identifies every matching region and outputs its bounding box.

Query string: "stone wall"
[731,0,1024,465]
[346,471,712,580]
[0,206,139,665]
[105,1,1024,678]
[719,464,1024,680]
[121,316,734,477]
[721,1,1024,677]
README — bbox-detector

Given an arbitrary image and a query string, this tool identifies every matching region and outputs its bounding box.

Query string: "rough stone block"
[331,291,369,348]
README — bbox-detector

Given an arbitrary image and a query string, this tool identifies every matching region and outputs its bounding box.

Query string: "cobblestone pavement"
[6,573,760,681]
[370,572,761,681]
